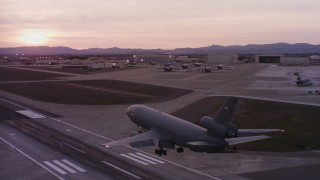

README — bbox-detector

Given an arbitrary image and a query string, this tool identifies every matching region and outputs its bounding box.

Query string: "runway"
[0,96,225,180]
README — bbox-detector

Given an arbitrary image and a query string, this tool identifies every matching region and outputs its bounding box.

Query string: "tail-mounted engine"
[200,116,238,138]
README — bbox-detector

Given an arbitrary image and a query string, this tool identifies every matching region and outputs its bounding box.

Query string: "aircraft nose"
[126,105,139,118]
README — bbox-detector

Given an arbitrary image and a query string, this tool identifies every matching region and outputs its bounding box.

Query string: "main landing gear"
[155,142,167,156]
[155,148,167,156]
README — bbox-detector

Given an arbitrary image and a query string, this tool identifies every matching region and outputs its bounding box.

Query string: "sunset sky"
[1,0,319,49]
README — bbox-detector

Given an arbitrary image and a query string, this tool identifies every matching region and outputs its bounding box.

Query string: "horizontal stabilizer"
[239,129,283,134]
[226,135,271,145]
[238,129,283,137]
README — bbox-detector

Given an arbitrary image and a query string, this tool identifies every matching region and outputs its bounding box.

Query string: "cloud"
[1,0,320,48]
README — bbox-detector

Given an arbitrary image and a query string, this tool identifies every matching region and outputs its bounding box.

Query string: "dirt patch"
[0,80,192,105]
[21,65,138,75]
[154,74,190,79]
[171,96,320,152]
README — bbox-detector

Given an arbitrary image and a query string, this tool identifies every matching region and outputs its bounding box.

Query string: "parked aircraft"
[157,66,179,72]
[181,63,190,69]
[103,97,282,156]
[200,65,213,73]
[295,73,313,86]
[215,64,232,70]
[193,62,203,67]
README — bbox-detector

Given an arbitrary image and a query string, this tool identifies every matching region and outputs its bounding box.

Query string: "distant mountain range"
[0,43,320,55]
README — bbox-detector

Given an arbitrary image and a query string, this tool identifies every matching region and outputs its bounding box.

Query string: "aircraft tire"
[177,147,184,153]
[155,149,160,155]
[162,150,167,155]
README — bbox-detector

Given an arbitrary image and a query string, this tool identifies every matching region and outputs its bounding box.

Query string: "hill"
[0,43,319,55]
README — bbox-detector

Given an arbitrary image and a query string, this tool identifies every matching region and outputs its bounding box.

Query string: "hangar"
[255,55,284,63]
[255,55,315,65]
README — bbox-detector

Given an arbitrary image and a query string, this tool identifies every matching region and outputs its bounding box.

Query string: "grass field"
[172,96,320,152]
[0,67,68,81]
[0,80,192,105]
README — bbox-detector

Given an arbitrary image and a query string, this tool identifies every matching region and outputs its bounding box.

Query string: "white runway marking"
[102,161,141,179]
[136,152,165,164]
[120,154,149,165]
[44,161,67,175]
[53,160,77,174]
[16,110,46,119]
[61,159,86,172]
[128,153,157,165]
[44,159,86,175]
[121,152,165,165]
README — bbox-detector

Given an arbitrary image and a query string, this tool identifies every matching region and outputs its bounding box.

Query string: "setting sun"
[20,30,47,45]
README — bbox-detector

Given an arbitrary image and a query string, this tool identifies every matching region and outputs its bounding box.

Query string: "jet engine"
[200,116,238,138]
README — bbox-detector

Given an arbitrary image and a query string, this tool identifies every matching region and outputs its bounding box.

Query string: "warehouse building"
[310,55,320,65]
[281,57,310,65]
[255,54,315,65]
[207,54,239,64]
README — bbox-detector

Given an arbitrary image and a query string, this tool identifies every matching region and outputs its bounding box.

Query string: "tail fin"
[214,97,238,123]
[200,97,238,138]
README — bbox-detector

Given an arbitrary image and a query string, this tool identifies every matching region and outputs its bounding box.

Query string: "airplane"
[193,62,204,67]
[157,66,179,72]
[181,63,190,69]
[103,97,282,156]
[295,73,313,86]
[215,64,232,70]
[200,65,217,73]
[157,63,180,72]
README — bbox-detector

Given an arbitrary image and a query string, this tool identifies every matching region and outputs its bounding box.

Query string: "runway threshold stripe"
[53,160,77,174]
[16,110,46,119]
[120,154,148,165]
[128,153,157,165]
[102,161,141,179]
[61,159,86,172]
[44,161,67,175]
[135,152,165,164]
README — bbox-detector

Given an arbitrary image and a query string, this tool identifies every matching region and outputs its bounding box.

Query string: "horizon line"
[1,42,320,50]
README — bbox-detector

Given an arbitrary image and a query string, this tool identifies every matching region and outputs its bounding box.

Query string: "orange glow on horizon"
[19,29,48,45]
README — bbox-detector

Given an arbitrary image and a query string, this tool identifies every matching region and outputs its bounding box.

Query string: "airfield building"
[255,54,313,65]
[255,55,284,63]
[281,57,310,65]
[133,54,174,63]
[207,54,239,64]
[175,56,199,63]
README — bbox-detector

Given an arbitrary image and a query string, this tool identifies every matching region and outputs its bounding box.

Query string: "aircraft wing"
[226,135,271,145]
[102,129,167,148]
